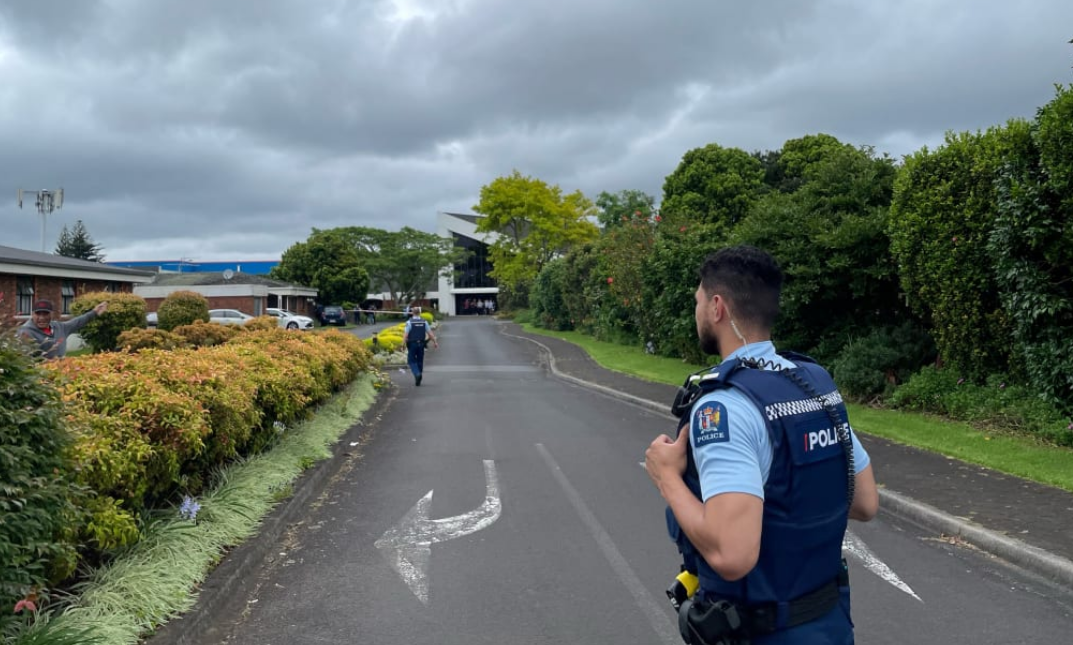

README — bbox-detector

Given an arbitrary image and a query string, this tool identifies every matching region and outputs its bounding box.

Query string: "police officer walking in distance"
[645,245,878,644]
[403,306,438,386]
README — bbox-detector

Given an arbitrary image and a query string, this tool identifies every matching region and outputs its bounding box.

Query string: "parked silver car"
[208,309,254,325]
[266,307,315,330]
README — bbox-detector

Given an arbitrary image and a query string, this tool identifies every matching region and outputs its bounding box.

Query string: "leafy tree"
[595,189,656,228]
[661,143,764,226]
[889,124,1030,381]
[71,292,148,352]
[734,144,905,358]
[271,233,368,305]
[472,171,599,306]
[54,220,105,262]
[989,85,1073,410]
[324,227,463,306]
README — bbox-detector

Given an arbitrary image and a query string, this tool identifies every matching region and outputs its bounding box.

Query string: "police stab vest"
[408,319,428,342]
[666,353,851,609]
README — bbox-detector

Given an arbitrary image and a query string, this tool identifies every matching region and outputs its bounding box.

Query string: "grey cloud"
[1,0,1071,259]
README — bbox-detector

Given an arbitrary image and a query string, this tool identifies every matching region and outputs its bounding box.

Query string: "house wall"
[1,273,135,323]
[142,295,266,315]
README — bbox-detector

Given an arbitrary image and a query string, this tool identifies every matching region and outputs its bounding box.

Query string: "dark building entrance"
[455,295,497,315]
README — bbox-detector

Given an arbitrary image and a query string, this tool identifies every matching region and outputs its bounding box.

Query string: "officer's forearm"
[660,476,720,562]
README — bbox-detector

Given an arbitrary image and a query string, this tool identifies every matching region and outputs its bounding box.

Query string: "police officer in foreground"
[403,306,438,386]
[645,245,878,645]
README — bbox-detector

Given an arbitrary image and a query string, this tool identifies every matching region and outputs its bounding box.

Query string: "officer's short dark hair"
[698,245,783,330]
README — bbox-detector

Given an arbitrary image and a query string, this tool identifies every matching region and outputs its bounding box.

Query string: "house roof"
[442,212,482,225]
[0,244,156,278]
[149,271,302,288]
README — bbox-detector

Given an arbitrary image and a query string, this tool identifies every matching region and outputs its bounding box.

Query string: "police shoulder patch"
[692,400,730,447]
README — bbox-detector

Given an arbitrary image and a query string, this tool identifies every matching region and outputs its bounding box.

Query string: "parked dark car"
[319,305,347,326]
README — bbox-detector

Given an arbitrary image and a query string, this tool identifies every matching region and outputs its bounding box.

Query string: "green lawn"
[519,323,1073,492]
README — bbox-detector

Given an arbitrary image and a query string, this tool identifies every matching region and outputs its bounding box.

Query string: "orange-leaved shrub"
[116,327,185,352]
[39,327,371,562]
[172,320,239,347]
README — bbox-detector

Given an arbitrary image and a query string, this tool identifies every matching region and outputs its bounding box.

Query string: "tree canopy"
[55,220,105,262]
[472,170,599,302]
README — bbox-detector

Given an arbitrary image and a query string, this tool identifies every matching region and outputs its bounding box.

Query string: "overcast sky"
[1,1,1071,261]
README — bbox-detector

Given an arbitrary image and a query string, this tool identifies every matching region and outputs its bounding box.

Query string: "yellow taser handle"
[676,571,699,599]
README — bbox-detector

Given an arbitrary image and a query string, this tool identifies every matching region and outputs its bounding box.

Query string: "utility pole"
[17,188,64,253]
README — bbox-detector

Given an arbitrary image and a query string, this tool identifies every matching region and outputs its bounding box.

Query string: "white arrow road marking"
[375,460,501,604]
[844,530,922,602]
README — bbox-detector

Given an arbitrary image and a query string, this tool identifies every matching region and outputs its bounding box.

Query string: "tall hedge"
[889,123,1032,381]
[990,85,1073,410]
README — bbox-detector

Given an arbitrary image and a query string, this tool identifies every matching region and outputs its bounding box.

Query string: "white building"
[435,212,499,316]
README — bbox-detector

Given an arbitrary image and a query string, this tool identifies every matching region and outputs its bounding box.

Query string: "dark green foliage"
[989,86,1073,412]
[54,220,105,263]
[157,290,210,332]
[662,143,765,227]
[889,124,1030,381]
[890,367,1072,446]
[530,259,572,330]
[0,335,80,629]
[595,189,657,229]
[831,322,936,401]
[735,144,904,355]
[639,217,726,364]
[70,292,148,353]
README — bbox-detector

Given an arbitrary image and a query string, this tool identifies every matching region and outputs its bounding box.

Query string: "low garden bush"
[890,366,1073,446]
[116,327,184,352]
[171,320,239,347]
[71,292,148,353]
[157,291,210,331]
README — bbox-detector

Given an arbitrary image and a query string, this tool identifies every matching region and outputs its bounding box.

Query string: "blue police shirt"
[692,341,871,502]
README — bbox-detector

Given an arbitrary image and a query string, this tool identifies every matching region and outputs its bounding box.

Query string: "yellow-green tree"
[473,171,599,307]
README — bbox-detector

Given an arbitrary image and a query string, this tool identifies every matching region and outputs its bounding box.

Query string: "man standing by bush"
[16,299,108,359]
[403,307,438,386]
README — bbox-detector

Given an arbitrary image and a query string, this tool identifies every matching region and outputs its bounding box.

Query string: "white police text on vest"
[805,426,840,451]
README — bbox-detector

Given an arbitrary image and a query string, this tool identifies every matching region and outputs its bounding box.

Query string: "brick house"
[134,272,318,317]
[1,244,155,323]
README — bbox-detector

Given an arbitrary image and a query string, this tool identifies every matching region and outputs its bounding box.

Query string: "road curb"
[147,383,397,645]
[510,328,1073,593]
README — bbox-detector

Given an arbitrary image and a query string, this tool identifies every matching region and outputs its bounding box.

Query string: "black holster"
[678,598,750,645]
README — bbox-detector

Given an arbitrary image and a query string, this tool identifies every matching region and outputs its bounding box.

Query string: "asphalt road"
[199,317,1073,644]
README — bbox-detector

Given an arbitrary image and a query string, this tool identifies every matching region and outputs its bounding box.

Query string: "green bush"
[890,366,1072,446]
[0,335,81,626]
[831,322,936,401]
[157,290,210,331]
[71,292,148,353]
[531,258,572,330]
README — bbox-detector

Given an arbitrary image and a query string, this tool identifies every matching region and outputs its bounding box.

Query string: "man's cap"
[32,299,54,313]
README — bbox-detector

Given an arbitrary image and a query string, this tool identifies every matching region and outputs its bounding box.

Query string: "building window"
[103,281,122,293]
[16,276,34,314]
[452,233,497,289]
[62,280,76,314]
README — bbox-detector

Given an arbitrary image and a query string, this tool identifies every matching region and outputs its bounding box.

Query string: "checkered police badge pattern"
[764,391,844,421]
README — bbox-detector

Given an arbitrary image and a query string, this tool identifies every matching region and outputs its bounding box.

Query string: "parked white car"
[208,309,254,325]
[266,307,315,330]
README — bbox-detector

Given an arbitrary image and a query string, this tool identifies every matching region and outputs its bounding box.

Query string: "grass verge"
[518,323,1073,493]
[25,373,380,645]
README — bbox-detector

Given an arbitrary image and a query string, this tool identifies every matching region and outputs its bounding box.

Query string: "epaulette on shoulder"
[670,360,743,417]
